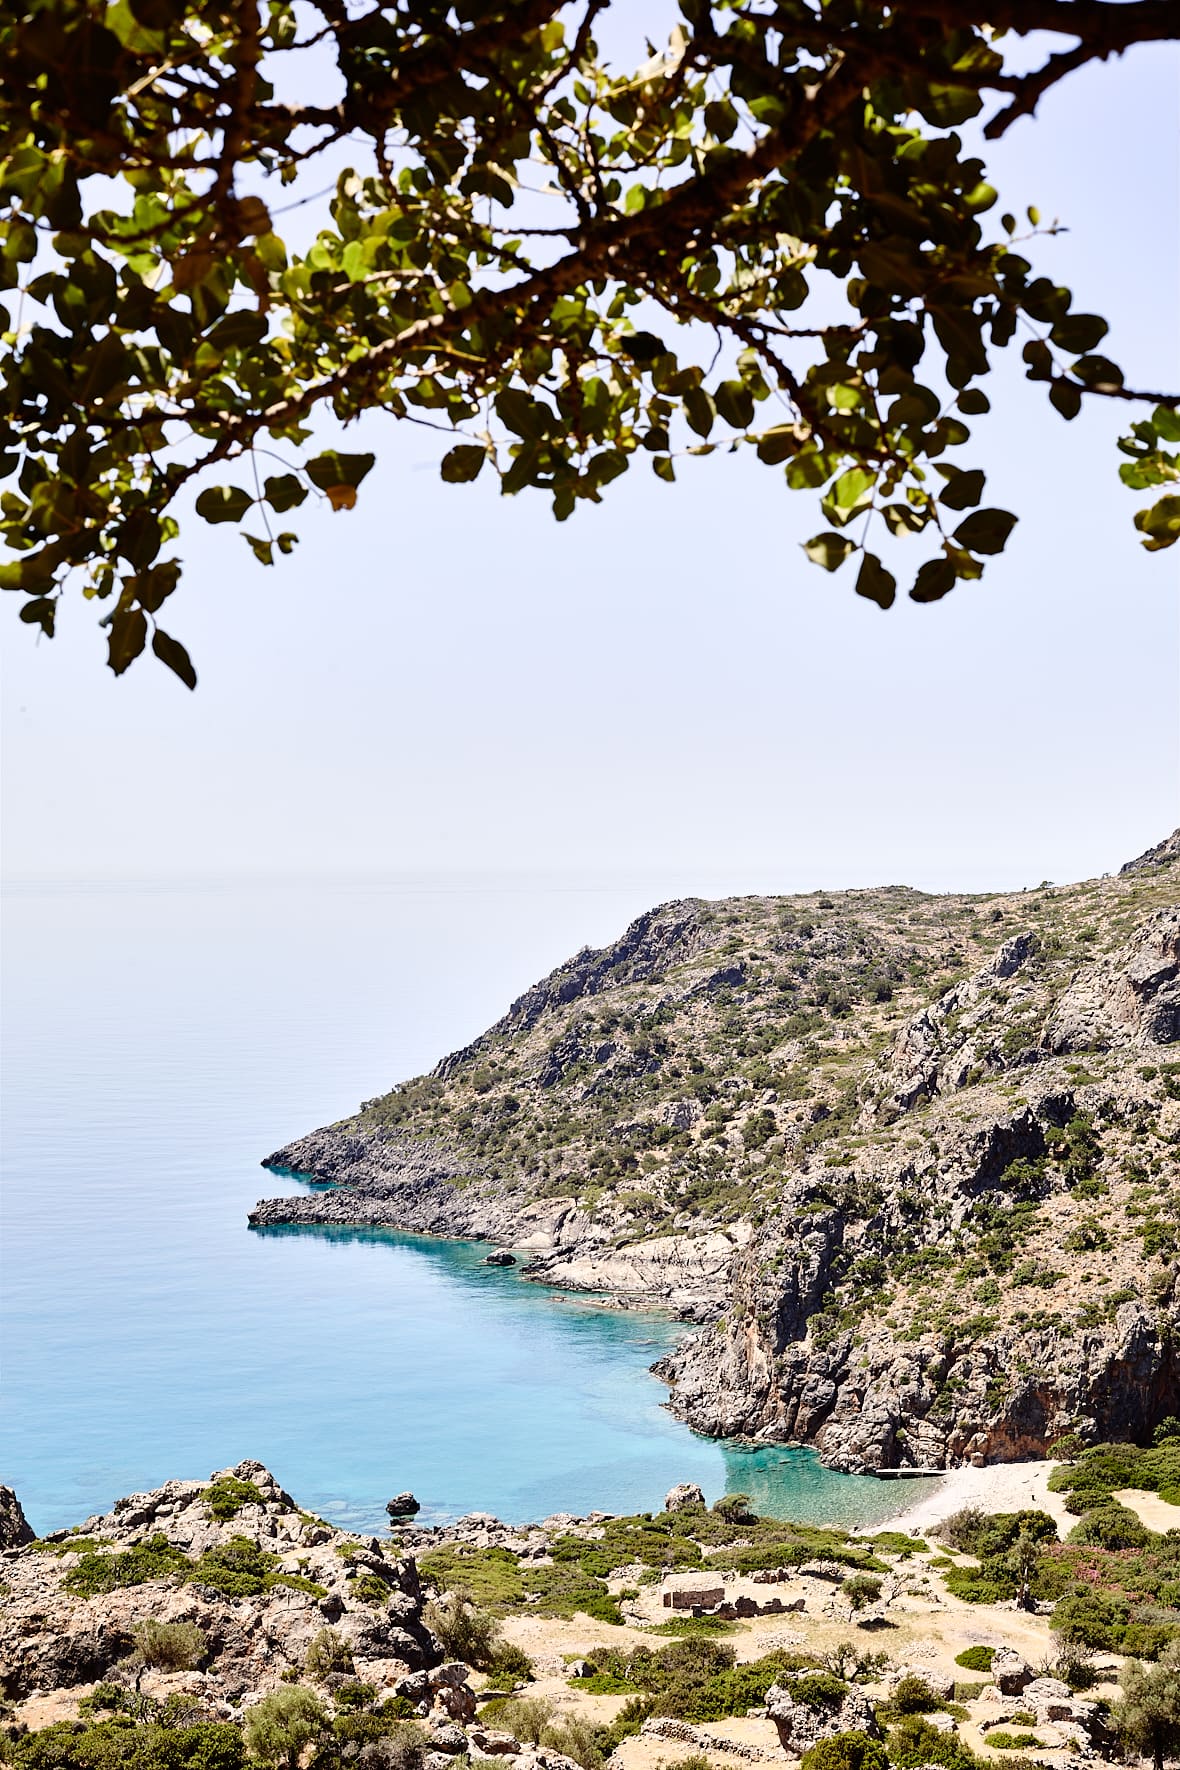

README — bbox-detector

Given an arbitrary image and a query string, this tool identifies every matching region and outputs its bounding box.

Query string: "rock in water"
[484,1250,516,1266]
[0,1485,34,1548]
[664,1482,705,1513]
[387,1491,421,1517]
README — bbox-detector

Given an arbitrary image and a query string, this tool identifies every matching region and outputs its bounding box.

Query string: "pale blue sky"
[3,23,1177,894]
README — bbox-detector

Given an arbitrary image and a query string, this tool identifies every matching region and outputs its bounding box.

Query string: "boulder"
[386,1493,421,1518]
[467,1729,520,1757]
[664,1482,706,1514]
[428,1725,469,1755]
[991,1645,1032,1695]
[765,1681,880,1756]
[1024,1676,1076,1723]
[0,1485,34,1548]
[484,1251,516,1266]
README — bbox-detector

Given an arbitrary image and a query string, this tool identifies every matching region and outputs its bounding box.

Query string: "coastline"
[874,1457,1075,1538]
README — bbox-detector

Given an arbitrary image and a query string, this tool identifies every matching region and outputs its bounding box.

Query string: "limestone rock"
[664,1482,705,1513]
[765,1680,879,1755]
[990,1646,1033,1695]
[0,1484,34,1548]
[0,1461,439,1702]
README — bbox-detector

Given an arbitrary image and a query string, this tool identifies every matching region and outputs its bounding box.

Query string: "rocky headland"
[253,836,1180,1473]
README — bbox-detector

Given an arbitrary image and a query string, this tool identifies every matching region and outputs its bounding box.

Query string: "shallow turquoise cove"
[2,877,937,1536]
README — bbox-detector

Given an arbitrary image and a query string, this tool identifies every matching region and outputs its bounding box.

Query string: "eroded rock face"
[0,1461,439,1702]
[0,1485,34,1549]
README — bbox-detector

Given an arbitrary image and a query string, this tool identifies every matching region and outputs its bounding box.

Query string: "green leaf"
[909,558,957,603]
[151,626,197,689]
[1049,314,1108,355]
[756,427,798,466]
[802,532,855,572]
[683,388,715,437]
[714,379,754,430]
[882,503,928,537]
[953,508,1017,554]
[18,596,56,636]
[244,533,274,565]
[1152,405,1180,444]
[1134,494,1180,551]
[937,469,985,511]
[1072,355,1124,390]
[305,452,376,493]
[916,84,982,127]
[1049,379,1083,420]
[855,553,896,610]
[831,467,875,510]
[264,474,308,513]
[195,486,253,525]
[440,445,487,483]
[107,606,147,675]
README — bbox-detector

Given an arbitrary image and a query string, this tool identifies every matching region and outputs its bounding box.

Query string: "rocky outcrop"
[0,1484,34,1549]
[253,836,1180,1472]
[0,1460,439,1703]
[764,1679,880,1755]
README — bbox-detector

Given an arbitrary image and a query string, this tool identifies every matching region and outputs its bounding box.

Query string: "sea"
[1,874,937,1537]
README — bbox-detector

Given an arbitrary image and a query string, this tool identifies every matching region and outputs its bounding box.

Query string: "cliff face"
[256,837,1180,1470]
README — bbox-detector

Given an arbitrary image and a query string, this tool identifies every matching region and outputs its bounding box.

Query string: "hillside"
[254,836,1180,1472]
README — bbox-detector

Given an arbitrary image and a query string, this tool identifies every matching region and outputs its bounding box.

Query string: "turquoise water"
[2,877,932,1536]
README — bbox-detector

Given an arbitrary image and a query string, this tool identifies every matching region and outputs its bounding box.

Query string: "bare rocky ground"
[254,836,1180,1472]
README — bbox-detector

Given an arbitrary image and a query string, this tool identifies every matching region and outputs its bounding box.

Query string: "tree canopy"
[2,0,1177,685]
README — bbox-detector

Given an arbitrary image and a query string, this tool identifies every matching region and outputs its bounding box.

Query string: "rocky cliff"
[255,837,1180,1471]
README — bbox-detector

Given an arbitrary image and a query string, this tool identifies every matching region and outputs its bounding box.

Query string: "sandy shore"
[874,1459,1075,1538]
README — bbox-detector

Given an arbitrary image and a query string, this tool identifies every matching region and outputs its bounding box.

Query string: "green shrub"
[62,1536,190,1598]
[131,1620,206,1672]
[596,1696,653,1756]
[713,1493,754,1523]
[888,1717,983,1770]
[241,1687,329,1770]
[1068,1502,1154,1551]
[842,1575,882,1612]
[486,1642,534,1686]
[645,1615,738,1637]
[202,1479,262,1522]
[423,1596,500,1669]
[800,1733,889,1770]
[349,1571,390,1606]
[985,1732,1042,1750]
[330,1714,425,1762]
[304,1628,354,1683]
[787,1673,849,1712]
[190,1538,276,1598]
[891,1677,942,1715]
[954,1647,995,1673]
[5,1719,245,1770]
[869,1533,927,1557]
[1051,1586,1131,1650]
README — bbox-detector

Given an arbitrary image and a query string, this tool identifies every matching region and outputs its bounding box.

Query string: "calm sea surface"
[2,876,934,1536]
